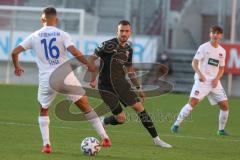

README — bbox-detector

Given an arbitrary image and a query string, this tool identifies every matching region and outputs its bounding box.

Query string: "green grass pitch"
[0,84,239,160]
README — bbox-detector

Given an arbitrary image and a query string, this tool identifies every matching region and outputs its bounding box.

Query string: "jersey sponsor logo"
[194,90,199,96]
[208,58,219,67]
[48,59,60,66]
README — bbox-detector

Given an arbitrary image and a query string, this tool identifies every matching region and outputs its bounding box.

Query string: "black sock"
[138,110,158,138]
[104,115,123,125]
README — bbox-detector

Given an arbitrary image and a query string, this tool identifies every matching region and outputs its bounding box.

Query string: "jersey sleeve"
[194,45,204,60]
[19,34,33,50]
[219,49,226,67]
[63,32,74,48]
[94,42,104,57]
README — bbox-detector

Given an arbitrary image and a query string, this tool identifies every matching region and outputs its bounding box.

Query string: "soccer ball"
[80,137,101,156]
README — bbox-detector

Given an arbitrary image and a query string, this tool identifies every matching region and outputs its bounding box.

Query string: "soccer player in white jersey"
[11,7,111,154]
[171,25,229,136]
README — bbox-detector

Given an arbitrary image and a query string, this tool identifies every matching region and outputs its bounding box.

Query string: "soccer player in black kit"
[89,20,172,148]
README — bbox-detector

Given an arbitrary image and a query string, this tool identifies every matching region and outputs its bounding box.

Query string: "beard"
[119,36,128,43]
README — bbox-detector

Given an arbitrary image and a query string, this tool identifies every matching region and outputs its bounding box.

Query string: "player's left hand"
[211,78,219,88]
[14,67,24,76]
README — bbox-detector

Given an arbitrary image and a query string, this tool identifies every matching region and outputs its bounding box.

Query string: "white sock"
[174,103,193,126]
[38,116,50,146]
[219,110,229,130]
[85,110,109,139]
[153,136,172,147]
[153,136,160,141]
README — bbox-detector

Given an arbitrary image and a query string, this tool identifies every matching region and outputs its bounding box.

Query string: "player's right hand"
[199,73,206,82]
[90,79,97,88]
[14,67,24,76]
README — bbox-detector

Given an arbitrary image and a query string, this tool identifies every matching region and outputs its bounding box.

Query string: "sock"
[174,103,193,126]
[219,110,229,130]
[38,116,50,146]
[138,110,158,138]
[85,109,109,139]
[153,136,162,142]
[104,115,123,125]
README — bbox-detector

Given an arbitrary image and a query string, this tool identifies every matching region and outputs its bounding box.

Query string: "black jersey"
[94,38,133,86]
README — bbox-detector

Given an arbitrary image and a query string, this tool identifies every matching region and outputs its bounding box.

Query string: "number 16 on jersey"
[41,38,60,65]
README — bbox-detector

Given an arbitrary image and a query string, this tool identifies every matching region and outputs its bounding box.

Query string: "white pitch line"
[0,121,240,142]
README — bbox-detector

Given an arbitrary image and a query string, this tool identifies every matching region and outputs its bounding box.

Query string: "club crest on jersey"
[219,53,223,58]
[194,90,199,96]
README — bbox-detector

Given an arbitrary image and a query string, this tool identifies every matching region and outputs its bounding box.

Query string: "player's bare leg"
[39,107,52,153]
[171,97,198,133]
[217,100,229,136]
[75,95,111,147]
[132,102,172,148]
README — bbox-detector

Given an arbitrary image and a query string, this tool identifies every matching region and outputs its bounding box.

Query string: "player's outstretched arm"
[88,54,99,88]
[67,45,96,72]
[11,45,25,76]
[192,59,206,82]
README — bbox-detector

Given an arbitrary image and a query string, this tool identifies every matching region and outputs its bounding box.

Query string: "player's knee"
[132,102,144,112]
[220,107,228,111]
[116,113,126,123]
[40,107,48,116]
[219,101,229,111]
[189,98,199,107]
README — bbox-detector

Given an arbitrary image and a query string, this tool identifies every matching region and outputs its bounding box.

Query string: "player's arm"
[212,66,224,88]
[127,66,141,89]
[88,42,104,88]
[127,66,145,101]
[125,48,142,89]
[192,59,206,82]
[88,54,99,88]
[67,45,96,72]
[212,50,226,88]
[11,45,25,76]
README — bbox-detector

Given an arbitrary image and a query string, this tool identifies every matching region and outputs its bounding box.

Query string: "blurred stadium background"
[0,0,239,97]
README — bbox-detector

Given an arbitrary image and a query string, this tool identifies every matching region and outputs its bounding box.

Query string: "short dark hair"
[118,20,131,26]
[42,7,57,18]
[210,25,223,34]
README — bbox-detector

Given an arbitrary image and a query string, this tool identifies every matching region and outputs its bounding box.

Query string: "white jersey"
[193,41,226,83]
[20,26,74,79]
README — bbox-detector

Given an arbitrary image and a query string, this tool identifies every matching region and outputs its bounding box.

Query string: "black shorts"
[98,80,140,115]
